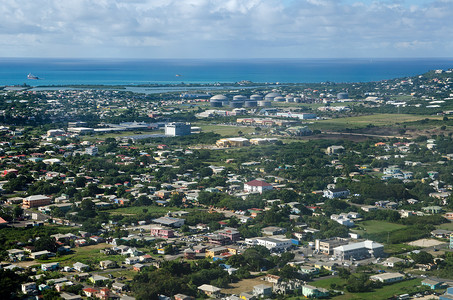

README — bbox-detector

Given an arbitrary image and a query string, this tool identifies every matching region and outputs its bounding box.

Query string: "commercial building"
[333,240,384,260]
[245,237,292,252]
[244,180,273,194]
[150,226,174,238]
[23,195,51,208]
[165,122,191,137]
[152,217,185,228]
[370,272,404,284]
[315,238,349,255]
[216,137,250,148]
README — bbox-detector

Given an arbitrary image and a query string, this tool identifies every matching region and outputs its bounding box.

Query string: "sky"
[0,0,452,59]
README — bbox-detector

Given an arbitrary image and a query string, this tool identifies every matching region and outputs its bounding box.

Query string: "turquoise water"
[1,58,452,86]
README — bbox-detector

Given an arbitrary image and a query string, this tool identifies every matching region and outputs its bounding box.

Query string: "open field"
[199,124,256,136]
[384,243,421,255]
[311,114,442,131]
[353,220,406,235]
[107,205,180,216]
[407,239,445,247]
[221,276,266,294]
[311,277,423,300]
[37,244,124,266]
[437,221,453,231]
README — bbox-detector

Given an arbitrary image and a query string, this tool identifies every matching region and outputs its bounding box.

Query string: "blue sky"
[0,0,452,58]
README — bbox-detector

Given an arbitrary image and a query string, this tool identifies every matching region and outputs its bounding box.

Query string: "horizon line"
[1,57,453,60]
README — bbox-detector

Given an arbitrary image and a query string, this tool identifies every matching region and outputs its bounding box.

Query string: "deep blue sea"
[1,58,453,86]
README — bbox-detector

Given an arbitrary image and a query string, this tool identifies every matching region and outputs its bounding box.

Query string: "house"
[244,180,273,194]
[21,282,37,295]
[240,292,255,300]
[83,287,99,297]
[370,272,404,284]
[30,250,54,259]
[382,257,405,268]
[89,275,109,285]
[100,260,116,269]
[60,292,82,300]
[299,266,320,275]
[323,188,349,199]
[314,262,337,271]
[262,226,287,236]
[174,294,194,300]
[253,284,272,297]
[422,206,443,214]
[184,248,196,259]
[422,279,445,290]
[139,254,153,262]
[133,263,145,271]
[198,284,222,298]
[265,274,281,284]
[125,257,140,265]
[96,288,110,300]
[301,285,329,298]
[73,262,90,272]
[112,282,128,293]
[431,229,453,238]
[326,145,344,155]
[41,262,59,271]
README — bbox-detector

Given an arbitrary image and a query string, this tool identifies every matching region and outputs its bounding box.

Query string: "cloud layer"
[1,0,452,58]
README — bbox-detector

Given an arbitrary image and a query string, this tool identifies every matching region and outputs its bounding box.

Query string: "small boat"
[175,74,182,77]
[27,73,39,80]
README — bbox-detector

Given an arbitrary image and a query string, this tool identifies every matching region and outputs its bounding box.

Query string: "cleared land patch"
[221,276,266,294]
[352,220,406,235]
[407,239,445,247]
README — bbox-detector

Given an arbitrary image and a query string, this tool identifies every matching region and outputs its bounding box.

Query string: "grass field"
[311,114,441,131]
[199,124,256,136]
[38,244,124,266]
[384,243,421,255]
[437,221,453,231]
[311,277,423,300]
[353,220,406,235]
[221,276,265,294]
[107,205,179,216]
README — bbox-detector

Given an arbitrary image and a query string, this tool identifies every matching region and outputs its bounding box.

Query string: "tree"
[34,236,57,252]
[411,251,434,264]
[74,176,87,188]
[0,269,27,299]
[79,199,97,218]
[12,205,23,219]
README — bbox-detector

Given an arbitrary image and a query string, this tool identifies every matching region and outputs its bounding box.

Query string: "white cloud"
[0,0,451,58]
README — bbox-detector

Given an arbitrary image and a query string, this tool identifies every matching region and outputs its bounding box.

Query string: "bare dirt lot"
[407,239,445,247]
[221,276,266,295]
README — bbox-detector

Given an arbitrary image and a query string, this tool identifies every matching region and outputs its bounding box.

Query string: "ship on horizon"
[27,73,39,80]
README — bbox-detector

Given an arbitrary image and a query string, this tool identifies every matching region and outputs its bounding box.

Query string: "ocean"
[1,58,453,87]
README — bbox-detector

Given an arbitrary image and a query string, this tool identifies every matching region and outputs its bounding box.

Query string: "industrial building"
[165,123,191,137]
[333,240,384,260]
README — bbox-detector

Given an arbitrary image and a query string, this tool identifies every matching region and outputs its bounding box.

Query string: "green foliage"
[0,269,28,299]
[34,236,58,252]
[411,251,434,264]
